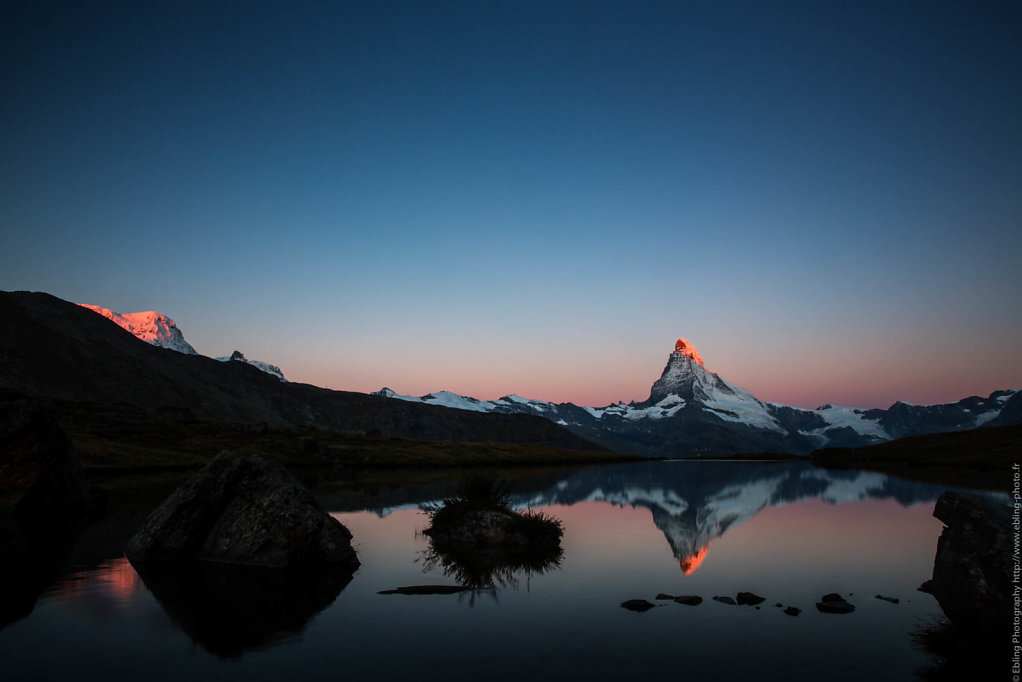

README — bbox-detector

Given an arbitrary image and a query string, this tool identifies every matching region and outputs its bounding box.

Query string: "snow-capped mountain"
[79,304,286,381]
[79,304,198,354]
[216,350,287,382]
[375,337,1020,457]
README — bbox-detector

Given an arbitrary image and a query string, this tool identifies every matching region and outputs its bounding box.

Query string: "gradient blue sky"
[2,1,1020,409]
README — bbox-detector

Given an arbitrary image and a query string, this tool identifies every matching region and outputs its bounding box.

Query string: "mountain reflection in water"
[1,459,998,682]
[331,460,969,575]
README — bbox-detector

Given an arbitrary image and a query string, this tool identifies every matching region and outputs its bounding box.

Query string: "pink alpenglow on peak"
[674,338,705,367]
[78,304,198,355]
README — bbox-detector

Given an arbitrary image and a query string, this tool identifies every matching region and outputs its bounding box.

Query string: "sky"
[1,0,1020,410]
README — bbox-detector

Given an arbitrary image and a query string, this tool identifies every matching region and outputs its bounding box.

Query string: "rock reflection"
[419,539,563,600]
[132,561,355,658]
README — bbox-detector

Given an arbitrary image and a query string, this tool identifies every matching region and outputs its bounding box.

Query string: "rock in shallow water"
[674,595,703,606]
[736,591,765,605]
[923,491,1010,632]
[124,451,359,569]
[816,593,855,614]
[621,599,656,612]
[712,595,737,606]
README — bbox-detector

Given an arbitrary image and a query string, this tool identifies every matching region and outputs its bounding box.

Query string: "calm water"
[0,461,996,681]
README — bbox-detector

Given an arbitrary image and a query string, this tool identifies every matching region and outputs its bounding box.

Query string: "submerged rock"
[655,593,674,600]
[712,595,737,605]
[674,595,703,606]
[783,606,801,616]
[923,491,1009,632]
[816,593,855,614]
[621,599,656,612]
[875,594,899,604]
[124,451,359,569]
[378,585,471,595]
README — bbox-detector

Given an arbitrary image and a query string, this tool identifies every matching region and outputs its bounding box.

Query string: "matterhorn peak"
[674,338,704,367]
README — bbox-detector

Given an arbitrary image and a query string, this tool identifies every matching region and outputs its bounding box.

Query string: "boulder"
[783,606,801,616]
[0,393,95,519]
[655,593,674,600]
[124,451,359,569]
[923,491,1010,631]
[712,595,737,605]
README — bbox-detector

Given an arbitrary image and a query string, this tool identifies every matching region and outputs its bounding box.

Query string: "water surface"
[0,460,989,681]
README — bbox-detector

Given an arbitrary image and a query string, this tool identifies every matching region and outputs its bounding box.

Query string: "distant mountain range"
[78,304,286,381]
[374,337,1020,457]
[0,291,600,451]
[6,291,1017,458]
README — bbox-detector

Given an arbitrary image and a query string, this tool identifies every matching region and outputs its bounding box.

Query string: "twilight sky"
[2,1,1020,409]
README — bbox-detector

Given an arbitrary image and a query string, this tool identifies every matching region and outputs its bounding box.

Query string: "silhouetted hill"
[0,291,602,452]
[810,423,1021,489]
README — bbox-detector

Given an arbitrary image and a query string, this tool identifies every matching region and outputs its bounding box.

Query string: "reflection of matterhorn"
[512,461,912,574]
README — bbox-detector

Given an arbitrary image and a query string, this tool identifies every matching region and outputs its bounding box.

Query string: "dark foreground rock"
[816,593,855,614]
[674,595,702,606]
[0,392,97,519]
[621,599,656,612]
[783,606,801,616]
[922,491,1010,632]
[124,451,359,569]
[0,393,102,631]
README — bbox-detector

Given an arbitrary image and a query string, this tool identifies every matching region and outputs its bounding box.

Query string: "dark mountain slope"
[0,291,601,451]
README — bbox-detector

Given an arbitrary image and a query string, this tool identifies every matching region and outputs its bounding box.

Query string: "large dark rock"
[924,491,1010,631]
[0,392,95,519]
[124,451,359,569]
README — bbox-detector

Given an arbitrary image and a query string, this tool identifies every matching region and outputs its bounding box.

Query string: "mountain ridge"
[374,337,1020,457]
[0,291,603,452]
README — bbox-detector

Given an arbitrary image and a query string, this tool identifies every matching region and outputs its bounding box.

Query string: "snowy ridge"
[79,304,198,354]
[216,350,287,382]
[373,337,1020,456]
[80,303,288,381]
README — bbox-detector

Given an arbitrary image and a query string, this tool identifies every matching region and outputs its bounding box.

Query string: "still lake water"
[0,460,995,681]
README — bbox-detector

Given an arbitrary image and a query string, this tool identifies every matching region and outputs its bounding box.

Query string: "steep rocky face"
[125,451,359,569]
[924,491,1010,632]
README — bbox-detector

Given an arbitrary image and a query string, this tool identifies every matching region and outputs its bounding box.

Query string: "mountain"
[79,303,285,381]
[78,305,197,354]
[0,291,602,451]
[216,351,287,382]
[375,337,1020,458]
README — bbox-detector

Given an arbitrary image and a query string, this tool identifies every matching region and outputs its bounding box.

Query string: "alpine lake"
[0,459,1004,681]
